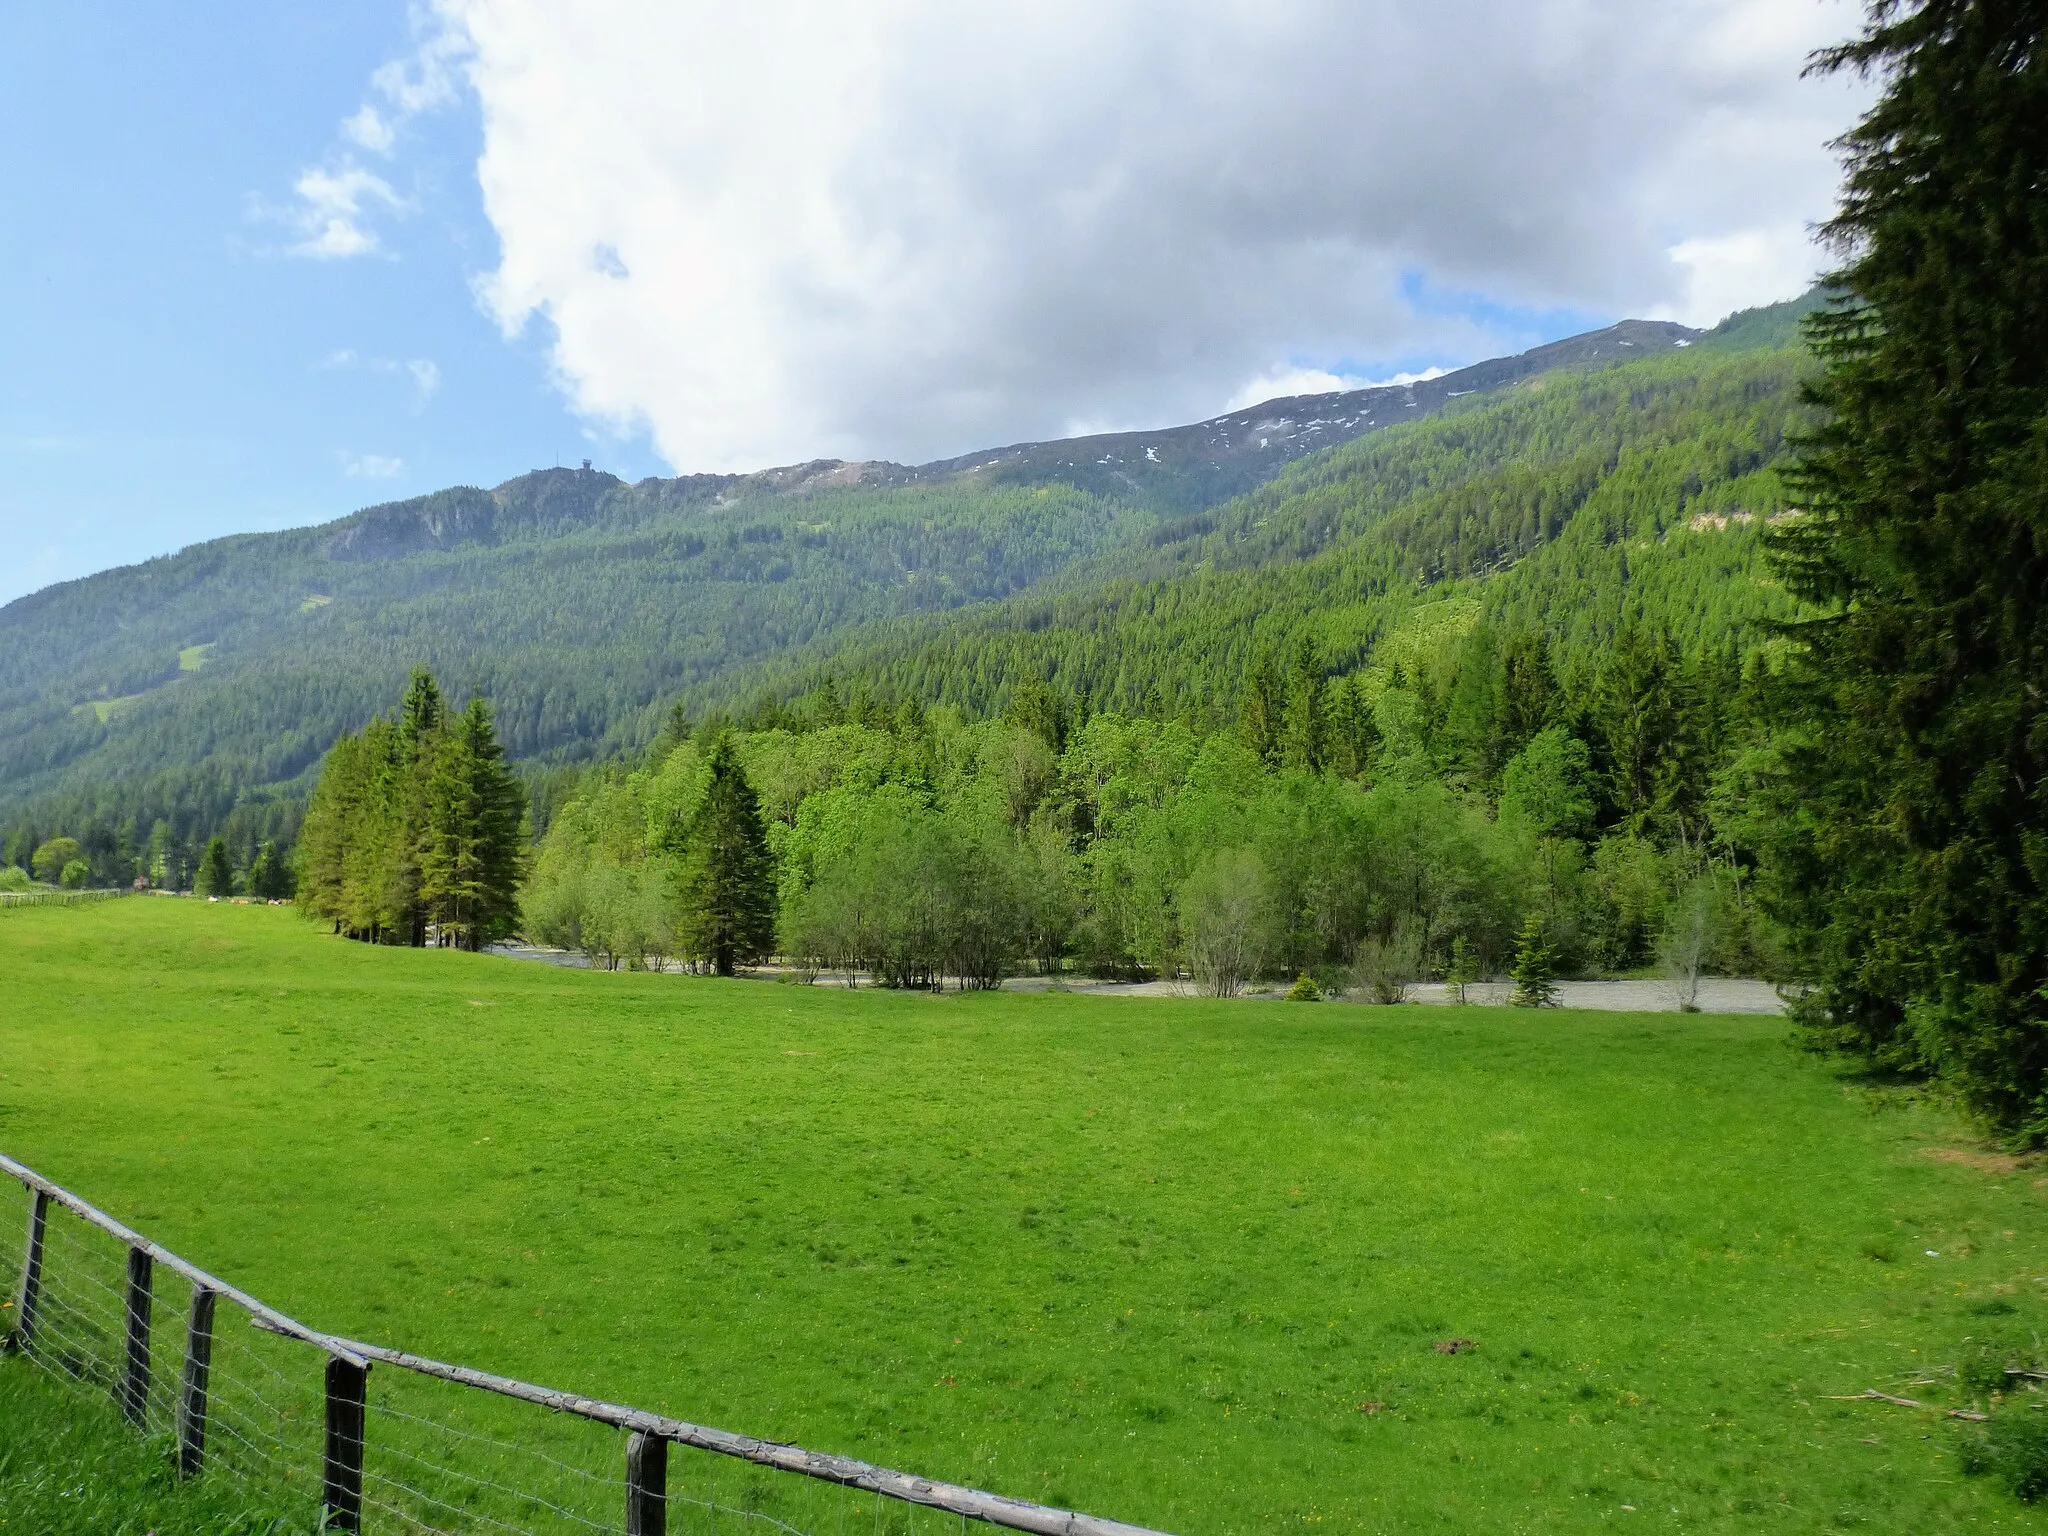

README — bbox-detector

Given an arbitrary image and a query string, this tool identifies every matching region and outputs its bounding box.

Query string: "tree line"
[295,669,526,950]
[523,605,1768,998]
[1,783,301,896]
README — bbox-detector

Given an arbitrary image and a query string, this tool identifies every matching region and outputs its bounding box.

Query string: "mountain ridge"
[13,317,1704,593]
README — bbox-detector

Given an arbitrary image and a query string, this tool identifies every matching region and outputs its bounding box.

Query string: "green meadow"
[0,1353,313,1535]
[3,899,2047,1533]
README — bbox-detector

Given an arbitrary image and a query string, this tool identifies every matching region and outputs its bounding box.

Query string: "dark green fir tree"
[1763,0,2048,1134]
[1239,652,1286,766]
[245,840,291,900]
[422,698,527,951]
[297,671,523,949]
[675,733,777,976]
[1280,635,1328,773]
[196,836,235,899]
[1005,677,1069,752]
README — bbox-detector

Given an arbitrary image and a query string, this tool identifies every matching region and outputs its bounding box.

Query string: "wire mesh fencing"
[354,1369,982,1536]
[1,1153,1168,1536]
[9,1191,327,1515]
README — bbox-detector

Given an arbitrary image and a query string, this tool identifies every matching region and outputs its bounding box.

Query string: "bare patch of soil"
[1922,1146,2027,1175]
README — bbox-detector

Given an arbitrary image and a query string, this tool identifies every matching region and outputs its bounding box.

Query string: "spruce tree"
[196,836,234,899]
[1765,0,2048,1132]
[421,698,527,950]
[1498,630,1557,759]
[1325,676,1382,779]
[674,733,777,976]
[246,842,279,900]
[1238,652,1286,765]
[399,666,445,743]
[391,667,446,945]
[1508,914,1560,1008]
[299,673,521,947]
[1446,935,1476,1005]
[1279,636,1328,772]
[1595,626,1680,837]
[1005,677,1069,752]
[1444,625,1503,786]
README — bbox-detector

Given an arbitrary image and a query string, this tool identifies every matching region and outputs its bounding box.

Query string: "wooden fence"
[0,1152,1170,1536]
[0,887,135,908]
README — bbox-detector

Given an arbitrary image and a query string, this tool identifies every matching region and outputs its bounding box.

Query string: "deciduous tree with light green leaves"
[31,837,80,885]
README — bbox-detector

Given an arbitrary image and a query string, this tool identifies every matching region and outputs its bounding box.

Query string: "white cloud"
[1226,365,1451,412]
[407,359,442,400]
[367,28,466,123]
[343,453,406,478]
[431,0,1873,469]
[1228,368,1369,411]
[277,7,471,259]
[288,167,406,259]
[342,105,397,156]
[1653,228,1827,329]
[1372,368,1454,390]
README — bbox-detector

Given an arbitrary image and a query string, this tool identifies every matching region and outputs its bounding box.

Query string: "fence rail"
[0,887,135,907]
[0,1151,1171,1536]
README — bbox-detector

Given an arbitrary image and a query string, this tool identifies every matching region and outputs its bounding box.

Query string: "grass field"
[0,1353,314,1535]
[3,898,2048,1533]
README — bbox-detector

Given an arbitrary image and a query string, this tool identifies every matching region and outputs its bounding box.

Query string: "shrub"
[1353,923,1421,1005]
[1181,849,1272,998]
[1444,935,1476,1004]
[1285,974,1322,1002]
[59,859,90,890]
[1963,1410,2048,1501]
[1960,1342,2024,1398]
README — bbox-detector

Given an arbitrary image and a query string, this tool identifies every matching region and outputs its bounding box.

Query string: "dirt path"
[1001,975,1786,1012]
[487,944,1787,1013]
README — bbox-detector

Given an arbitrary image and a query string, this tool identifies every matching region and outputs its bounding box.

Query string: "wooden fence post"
[626,1430,668,1536]
[177,1286,216,1476]
[121,1245,152,1426]
[12,1189,45,1350]
[324,1354,369,1532]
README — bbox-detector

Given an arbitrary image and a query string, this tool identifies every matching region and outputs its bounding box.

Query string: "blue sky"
[0,4,664,607]
[0,2,1864,609]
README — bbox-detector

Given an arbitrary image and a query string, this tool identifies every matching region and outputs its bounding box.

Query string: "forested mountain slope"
[0,318,1704,866]
[678,310,1815,723]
